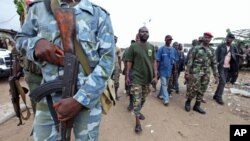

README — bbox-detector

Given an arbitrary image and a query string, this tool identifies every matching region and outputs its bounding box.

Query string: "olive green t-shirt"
[125,42,155,85]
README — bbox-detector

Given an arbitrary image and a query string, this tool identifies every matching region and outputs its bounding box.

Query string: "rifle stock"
[55,8,75,53]
[55,8,77,141]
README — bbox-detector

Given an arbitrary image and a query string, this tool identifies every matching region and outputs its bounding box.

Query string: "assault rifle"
[8,53,30,126]
[30,8,78,141]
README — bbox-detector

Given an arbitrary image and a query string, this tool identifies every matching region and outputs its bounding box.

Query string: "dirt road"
[0,72,249,141]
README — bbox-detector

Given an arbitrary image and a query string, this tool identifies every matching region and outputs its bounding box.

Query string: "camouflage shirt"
[15,0,115,109]
[186,45,218,77]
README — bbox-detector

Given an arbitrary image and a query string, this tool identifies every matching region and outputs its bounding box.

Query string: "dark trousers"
[226,63,239,84]
[214,67,230,99]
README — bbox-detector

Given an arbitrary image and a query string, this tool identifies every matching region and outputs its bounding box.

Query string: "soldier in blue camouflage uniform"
[185,32,219,114]
[15,0,115,140]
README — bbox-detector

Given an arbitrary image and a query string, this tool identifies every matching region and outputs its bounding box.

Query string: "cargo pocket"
[78,31,97,49]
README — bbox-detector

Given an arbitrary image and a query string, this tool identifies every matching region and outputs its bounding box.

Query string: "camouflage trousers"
[187,74,210,102]
[33,94,102,141]
[24,71,42,114]
[112,68,120,88]
[168,72,178,93]
[131,83,150,116]
[186,80,191,98]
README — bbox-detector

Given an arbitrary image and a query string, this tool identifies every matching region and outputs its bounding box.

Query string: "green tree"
[13,0,27,26]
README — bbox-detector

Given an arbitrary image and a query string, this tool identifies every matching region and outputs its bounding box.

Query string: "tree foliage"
[13,0,26,25]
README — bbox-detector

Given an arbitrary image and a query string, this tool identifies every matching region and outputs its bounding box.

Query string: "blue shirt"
[156,46,176,77]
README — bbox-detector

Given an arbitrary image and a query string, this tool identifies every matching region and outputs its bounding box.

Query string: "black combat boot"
[185,99,191,112]
[193,101,206,114]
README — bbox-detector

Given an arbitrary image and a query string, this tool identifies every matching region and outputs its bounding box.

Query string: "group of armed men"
[113,27,249,133]
[4,0,250,140]
[10,26,249,137]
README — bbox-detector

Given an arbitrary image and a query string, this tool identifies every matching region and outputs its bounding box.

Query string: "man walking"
[176,43,185,91]
[185,32,219,114]
[112,36,122,100]
[185,38,207,103]
[156,35,176,105]
[214,33,236,105]
[122,39,136,111]
[125,26,158,133]
[168,42,179,95]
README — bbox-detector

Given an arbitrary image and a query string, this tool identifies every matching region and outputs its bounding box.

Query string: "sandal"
[135,124,142,133]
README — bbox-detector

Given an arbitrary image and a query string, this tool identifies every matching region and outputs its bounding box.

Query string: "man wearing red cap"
[185,32,219,114]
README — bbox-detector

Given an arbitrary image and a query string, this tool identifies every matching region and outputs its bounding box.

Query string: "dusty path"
[0,72,249,141]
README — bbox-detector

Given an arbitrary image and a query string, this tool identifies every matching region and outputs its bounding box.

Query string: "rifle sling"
[73,37,92,75]
[14,80,31,120]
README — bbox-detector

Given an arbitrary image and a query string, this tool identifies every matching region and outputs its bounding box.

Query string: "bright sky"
[1,0,250,48]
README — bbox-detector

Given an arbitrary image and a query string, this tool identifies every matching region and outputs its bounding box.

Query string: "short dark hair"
[226,33,235,39]
[138,26,148,32]
[165,35,173,40]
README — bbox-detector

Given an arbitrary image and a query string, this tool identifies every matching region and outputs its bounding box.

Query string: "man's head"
[164,35,173,46]
[131,40,136,44]
[192,39,198,47]
[154,45,159,52]
[172,41,178,48]
[178,43,183,50]
[198,36,203,45]
[138,26,149,43]
[203,32,213,46]
[226,33,235,45]
[114,35,118,44]
[237,41,244,48]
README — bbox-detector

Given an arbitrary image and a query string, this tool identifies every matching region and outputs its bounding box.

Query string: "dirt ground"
[0,71,249,141]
